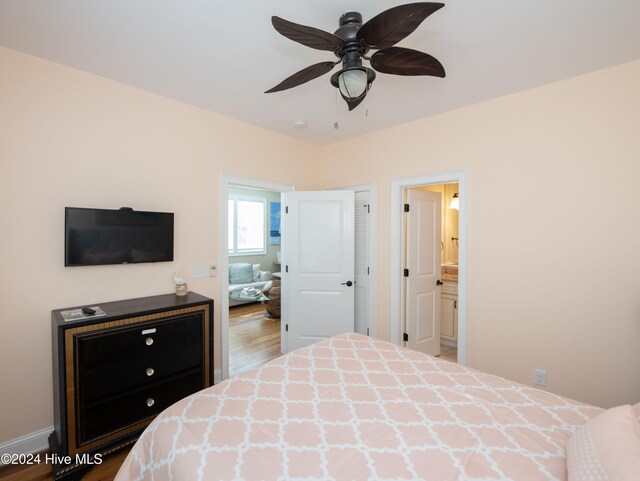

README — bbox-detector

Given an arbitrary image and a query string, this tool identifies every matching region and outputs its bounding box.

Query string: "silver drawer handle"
[145,337,154,346]
[146,367,155,377]
[146,398,155,407]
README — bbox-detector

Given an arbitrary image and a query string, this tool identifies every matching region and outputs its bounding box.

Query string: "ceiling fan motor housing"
[334,11,367,56]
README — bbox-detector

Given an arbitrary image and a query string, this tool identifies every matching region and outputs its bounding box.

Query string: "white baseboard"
[214,368,222,384]
[441,339,458,349]
[0,426,52,463]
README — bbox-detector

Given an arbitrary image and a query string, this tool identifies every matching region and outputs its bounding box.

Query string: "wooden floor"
[438,343,458,363]
[229,302,282,377]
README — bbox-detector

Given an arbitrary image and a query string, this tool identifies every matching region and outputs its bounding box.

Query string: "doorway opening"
[227,185,282,376]
[391,171,468,366]
[220,175,294,380]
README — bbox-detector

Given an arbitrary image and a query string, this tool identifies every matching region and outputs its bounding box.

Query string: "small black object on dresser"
[49,292,214,480]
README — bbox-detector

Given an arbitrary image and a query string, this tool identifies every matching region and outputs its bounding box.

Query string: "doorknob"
[436,280,444,286]
[341,281,353,287]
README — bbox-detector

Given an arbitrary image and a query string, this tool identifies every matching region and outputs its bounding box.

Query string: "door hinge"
[367,266,370,275]
[286,324,288,332]
[367,204,370,214]
[403,268,409,277]
[285,265,289,273]
[367,328,370,336]
[403,333,408,342]
[404,203,410,213]
[454,300,457,309]
[285,206,288,214]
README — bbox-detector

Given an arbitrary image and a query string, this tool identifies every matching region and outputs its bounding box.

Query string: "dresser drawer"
[77,313,203,369]
[76,314,203,402]
[78,370,202,445]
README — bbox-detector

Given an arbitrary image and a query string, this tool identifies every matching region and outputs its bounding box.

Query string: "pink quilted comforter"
[115,333,601,481]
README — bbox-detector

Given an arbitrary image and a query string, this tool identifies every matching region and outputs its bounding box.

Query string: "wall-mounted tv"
[65,207,174,266]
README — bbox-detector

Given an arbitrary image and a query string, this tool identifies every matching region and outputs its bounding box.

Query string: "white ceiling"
[1,1,639,144]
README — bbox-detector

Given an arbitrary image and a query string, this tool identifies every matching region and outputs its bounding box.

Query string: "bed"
[114,333,627,481]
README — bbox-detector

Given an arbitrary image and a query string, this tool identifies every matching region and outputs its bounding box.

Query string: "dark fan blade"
[370,47,445,77]
[272,16,344,51]
[341,92,367,111]
[265,62,336,93]
[357,2,444,49]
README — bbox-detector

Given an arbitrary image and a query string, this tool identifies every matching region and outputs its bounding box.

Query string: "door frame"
[329,182,377,337]
[220,174,294,380]
[390,170,469,366]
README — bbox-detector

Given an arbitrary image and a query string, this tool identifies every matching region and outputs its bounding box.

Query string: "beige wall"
[319,60,640,409]
[2,45,639,446]
[0,47,320,444]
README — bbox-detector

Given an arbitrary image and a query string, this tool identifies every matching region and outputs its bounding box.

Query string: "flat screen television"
[65,207,174,266]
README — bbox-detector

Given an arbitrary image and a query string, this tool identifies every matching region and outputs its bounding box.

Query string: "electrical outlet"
[209,264,217,277]
[191,265,205,279]
[533,369,547,386]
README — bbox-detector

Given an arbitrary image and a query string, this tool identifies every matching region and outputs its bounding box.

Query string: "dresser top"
[52,292,213,327]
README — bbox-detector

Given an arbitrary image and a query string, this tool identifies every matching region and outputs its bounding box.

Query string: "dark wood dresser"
[49,292,214,480]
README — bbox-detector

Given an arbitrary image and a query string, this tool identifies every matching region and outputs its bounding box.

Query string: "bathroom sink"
[441,264,458,275]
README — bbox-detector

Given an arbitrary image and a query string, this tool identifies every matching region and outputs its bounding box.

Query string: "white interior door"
[405,189,442,356]
[283,191,355,351]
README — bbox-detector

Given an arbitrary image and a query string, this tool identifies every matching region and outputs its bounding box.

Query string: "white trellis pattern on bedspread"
[115,333,601,481]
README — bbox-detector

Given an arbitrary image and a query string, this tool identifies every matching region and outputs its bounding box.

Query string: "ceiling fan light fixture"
[331,66,376,101]
[338,68,367,98]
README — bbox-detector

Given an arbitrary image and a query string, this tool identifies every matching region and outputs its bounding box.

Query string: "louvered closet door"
[354,191,369,335]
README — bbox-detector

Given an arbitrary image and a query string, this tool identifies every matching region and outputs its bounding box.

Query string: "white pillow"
[229,263,253,284]
[252,264,260,281]
[260,271,273,281]
[567,404,640,481]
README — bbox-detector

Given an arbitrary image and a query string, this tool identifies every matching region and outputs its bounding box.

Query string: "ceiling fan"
[265,2,446,111]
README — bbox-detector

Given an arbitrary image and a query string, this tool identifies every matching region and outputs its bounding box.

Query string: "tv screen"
[65,207,174,266]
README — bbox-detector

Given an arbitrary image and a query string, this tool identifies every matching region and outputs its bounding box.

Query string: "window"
[228,196,266,255]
